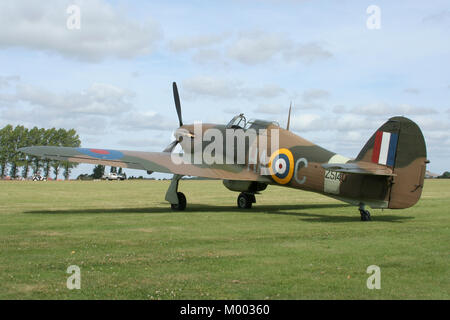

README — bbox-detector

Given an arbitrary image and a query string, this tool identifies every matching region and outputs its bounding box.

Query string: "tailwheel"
[171,192,186,211]
[359,209,371,221]
[237,192,255,209]
[358,203,371,221]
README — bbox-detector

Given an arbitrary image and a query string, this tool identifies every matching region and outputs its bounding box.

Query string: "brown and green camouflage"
[20,116,427,211]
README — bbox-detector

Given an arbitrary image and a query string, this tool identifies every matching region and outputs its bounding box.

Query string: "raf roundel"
[268,148,294,185]
[77,148,124,161]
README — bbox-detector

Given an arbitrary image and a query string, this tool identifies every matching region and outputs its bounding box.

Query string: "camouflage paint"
[19,116,427,210]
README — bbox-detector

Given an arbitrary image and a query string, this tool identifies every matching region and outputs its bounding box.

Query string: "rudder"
[356,116,427,209]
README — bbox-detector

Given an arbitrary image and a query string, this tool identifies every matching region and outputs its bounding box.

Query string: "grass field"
[0,179,448,299]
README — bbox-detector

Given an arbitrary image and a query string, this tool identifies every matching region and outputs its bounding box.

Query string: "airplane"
[20,82,428,221]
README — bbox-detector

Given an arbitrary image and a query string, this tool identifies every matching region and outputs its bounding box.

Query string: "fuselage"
[176,120,389,208]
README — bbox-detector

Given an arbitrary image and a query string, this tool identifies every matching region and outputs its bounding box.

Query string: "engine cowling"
[223,180,267,193]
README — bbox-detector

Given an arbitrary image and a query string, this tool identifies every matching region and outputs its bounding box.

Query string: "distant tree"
[8,125,28,179]
[52,161,61,180]
[77,173,93,181]
[61,128,81,180]
[30,127,46,175]
[21,127,33,179]
[118,167,122,174]
[92,165,105,179]
[110,166,117,173]
[49,128,64,180]
[438,171,450,179]
[43,128,58,178]
[0,125,81,180]
[0,125,13,178]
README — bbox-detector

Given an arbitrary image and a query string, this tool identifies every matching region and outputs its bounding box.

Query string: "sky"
[0,0,449,178]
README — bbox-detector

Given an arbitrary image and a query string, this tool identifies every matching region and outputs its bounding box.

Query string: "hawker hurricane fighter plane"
[20,83,428,221]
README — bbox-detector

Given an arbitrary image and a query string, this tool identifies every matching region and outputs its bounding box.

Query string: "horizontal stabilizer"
[322,162,396,176]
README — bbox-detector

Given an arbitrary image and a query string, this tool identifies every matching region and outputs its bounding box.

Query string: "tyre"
[237,192,253,209]
[171,192,187,211]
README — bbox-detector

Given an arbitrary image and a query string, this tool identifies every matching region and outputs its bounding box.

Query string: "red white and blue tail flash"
[371,131,398,166]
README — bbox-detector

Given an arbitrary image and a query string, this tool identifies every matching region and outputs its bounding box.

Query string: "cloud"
[283,42,332,64]
[246,84,286,99]
[289,88,330,110]
[302,89,330,102]
[227,31,290,65]
[351,102,436,116]
[254,103,286,115]
[166,30,332,66]
[332,105,347,113]
[15,82,134,115]
[0,75,20,88]
[413,116,450,131]
[351,102,391,116]
[334,114,374,131]
[0,0,161,62]
[183,76,242,99]
[117,137,168,149]
[227,31,332,65]
[423,10,450,23]
[395,104,437,115]
[0,105,110,135]
[168,34,227,52]
[191,49,223,64]
[183,76,285,100]
[296,102,324,110]
[116,111,173,131]
[222,107,242,115]
[337,131,364,142]
[403,88,420,94]
[0,79,175,135]
[290,113,327,131]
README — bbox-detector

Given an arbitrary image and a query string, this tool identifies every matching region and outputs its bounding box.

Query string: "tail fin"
[356,116,427,209]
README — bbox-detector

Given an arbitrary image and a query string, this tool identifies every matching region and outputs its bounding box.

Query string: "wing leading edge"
[19,146,268,182]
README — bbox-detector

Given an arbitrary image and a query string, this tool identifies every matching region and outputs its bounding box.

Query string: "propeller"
[173,82,183,127]
[164,82,188,153]
[286,102,292,131]
[163,139,179,153]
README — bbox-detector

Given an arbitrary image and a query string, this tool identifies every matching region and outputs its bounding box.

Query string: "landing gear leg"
[359,203,371,221]
[237,192,256,209]
[165,174,186,211]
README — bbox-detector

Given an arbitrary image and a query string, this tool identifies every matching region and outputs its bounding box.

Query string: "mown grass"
[0,179,448,299]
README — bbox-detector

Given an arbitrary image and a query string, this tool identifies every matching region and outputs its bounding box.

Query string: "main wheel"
[171,192,187,211]
[237,193,253,209]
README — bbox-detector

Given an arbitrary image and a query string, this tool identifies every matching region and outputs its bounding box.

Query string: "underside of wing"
[19,146,268,182]
[321,161,395,176]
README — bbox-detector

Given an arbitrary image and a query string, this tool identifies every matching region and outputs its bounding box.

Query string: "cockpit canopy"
[226,113,280,130]
[227,113,247,129]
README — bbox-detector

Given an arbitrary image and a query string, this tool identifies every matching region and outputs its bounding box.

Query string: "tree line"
[0,125,81,180]
[78,165,127,180]
[438,171,450,179]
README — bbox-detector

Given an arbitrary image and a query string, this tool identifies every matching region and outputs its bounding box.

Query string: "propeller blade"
[286,102,292,131]
[163,140,179,153]
[173,82,183,127]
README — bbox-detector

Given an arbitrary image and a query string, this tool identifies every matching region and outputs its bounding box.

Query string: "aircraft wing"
[321,161,396,176]
[19,146,269,182]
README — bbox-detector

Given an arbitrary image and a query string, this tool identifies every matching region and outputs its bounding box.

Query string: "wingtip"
[18,147,30,153]
[18,146,39,155]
